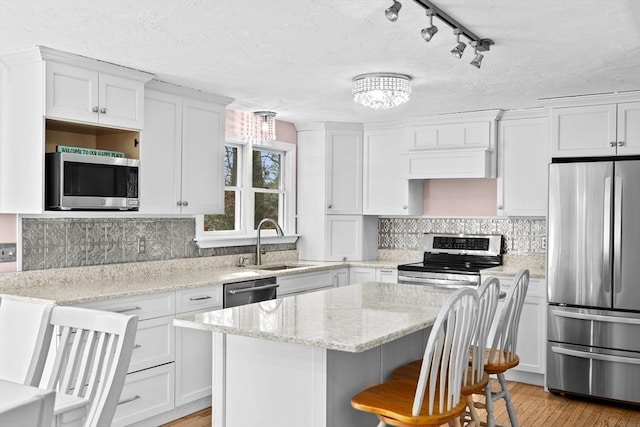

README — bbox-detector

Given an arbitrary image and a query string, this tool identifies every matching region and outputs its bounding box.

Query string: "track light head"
[385,0,402,22]
[420,10,438,42]
[450,29,466,58]
[469,42,483,68]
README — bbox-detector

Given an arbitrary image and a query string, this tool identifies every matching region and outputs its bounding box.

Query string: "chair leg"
[497,373,518,427]
[484,377,495,427]
[377,421,386,427]
[465,395,480,426]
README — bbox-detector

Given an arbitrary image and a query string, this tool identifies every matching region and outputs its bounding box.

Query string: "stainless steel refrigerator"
[547,159,640,404]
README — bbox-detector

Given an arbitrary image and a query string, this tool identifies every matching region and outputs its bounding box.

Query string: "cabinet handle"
[100,107,107,114]
[610,141,617,147]
[113,306,141,313]
[189,296,212,301]
[133,344,142,350]
[92,106,99,113]
[183,201,189,206]
[177,201,183,206]
[618,141,625,147]
[118,395,141,405]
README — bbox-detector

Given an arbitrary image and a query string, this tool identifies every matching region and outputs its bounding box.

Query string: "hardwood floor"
[162,382,640,426]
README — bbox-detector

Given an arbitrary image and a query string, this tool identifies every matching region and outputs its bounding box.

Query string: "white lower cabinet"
[350,266,398,284]
[277,270,337,297]
[332,267,349,287]
[483,274,546,386]
[112,363,175,427]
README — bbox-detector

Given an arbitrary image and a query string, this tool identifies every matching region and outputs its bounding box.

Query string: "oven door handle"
[398,276,475,287]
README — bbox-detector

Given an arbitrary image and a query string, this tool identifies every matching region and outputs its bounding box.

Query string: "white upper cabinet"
[497,111,550,217]
[545,92,640,158]
[404,110,503,179]
[326,129,363,214]
[362,126,423,216]
[0,46,153,213]
[140,82,232,215]
[45,56,147,130]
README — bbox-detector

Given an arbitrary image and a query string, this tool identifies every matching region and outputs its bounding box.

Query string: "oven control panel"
[433,236,489,251]
[424,233,503,256]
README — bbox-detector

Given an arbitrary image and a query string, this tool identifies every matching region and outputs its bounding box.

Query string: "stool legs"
[483,374,519,427]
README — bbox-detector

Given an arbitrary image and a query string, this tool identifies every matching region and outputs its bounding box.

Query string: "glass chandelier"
[352,73,412,110]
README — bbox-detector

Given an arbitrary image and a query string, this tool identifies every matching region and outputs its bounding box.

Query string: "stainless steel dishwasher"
[223,276,278,308]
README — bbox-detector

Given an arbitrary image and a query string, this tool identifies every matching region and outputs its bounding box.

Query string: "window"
[199,139,296,245]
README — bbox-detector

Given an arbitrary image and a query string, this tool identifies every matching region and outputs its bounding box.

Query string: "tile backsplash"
[378,217,546,255]
[22,218,295,271]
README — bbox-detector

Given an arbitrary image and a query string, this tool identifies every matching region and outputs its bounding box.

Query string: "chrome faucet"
[256,218,284,265]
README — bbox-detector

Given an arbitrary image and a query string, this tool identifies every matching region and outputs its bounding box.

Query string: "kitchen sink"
[256,263,315,271]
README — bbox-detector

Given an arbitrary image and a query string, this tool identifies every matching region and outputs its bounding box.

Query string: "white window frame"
[194,135,297,248]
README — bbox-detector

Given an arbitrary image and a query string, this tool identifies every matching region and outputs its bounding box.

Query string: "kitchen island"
[174,282,455,427]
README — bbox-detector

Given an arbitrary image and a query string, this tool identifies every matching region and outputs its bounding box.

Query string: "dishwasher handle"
[227,283,279,295]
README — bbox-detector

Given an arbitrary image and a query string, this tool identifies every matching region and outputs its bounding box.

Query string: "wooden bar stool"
[351,287,479,427]
[389,277,501,427]
[482,269,529,427]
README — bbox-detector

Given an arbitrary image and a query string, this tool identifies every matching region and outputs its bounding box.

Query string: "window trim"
[195,136,297,248]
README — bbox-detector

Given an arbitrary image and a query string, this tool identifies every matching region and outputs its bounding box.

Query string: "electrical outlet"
[137,237,146,254]
[0,243,17,263]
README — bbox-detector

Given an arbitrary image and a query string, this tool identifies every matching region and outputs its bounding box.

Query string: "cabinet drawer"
[176,285,223,314]
[128,316,175,373]
[112,364,175,427]
[277,270,334,296]
[79,292,175,320]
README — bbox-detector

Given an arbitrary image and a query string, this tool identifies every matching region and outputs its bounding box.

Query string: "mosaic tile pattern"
[22,218,296,271]
[378,217,546,255]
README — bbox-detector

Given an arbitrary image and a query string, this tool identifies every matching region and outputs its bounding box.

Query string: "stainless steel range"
[397,233,504,289]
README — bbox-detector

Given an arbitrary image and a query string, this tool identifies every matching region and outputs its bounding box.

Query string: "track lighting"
[469,42,483,69]
[385,0,493,68]
[420,9,438,42]
[450,28,466,58]
[385,0,402,22]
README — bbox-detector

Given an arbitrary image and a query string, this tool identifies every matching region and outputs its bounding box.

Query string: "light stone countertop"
[174,282,455,353]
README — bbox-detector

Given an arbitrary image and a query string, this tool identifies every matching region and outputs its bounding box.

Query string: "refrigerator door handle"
[603,176,613,296]
[614,175,623,294]
[551,346,640,365]
[550,308,640,325]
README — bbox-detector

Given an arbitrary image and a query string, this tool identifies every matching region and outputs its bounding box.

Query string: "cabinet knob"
[183,201,188,206]
[92,106,99,113]
[618,141,625,147]
[498,205,504,210]
[100,107,107,114]
[610,141,617,147]
[328,204,332,209]
[402,205,408,210]
[177,201,183,206]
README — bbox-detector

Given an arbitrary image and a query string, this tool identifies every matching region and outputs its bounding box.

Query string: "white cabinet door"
[98,72,144,129]
[363,128,423,215]
[325,215,365,261]
[180,97,225,215]
[140,88,225,214]
[349,267,375,284]
[616,102,640,155]
[326,130,362,214]
[498,116,549,217]
[409,122,492,149]
[45,61,99,124]
[45,62,144,129]
[175,309,215,406]
[139,89,183,213]
[551,104,617,157]
[376,268,398,283]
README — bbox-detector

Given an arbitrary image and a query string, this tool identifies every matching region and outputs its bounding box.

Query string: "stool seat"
[352,379,467,427]
[484,349,520,374]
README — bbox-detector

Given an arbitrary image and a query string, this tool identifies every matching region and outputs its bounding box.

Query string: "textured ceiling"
[0,0,639,124]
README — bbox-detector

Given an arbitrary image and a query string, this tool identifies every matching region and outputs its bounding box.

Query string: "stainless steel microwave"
[45,152,139,210]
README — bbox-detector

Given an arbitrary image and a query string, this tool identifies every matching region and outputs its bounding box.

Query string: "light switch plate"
[0,243,17,263]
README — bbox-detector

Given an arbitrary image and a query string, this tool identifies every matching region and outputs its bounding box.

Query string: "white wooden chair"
[0,384,55,427]
[352,287,479,426]
[482,269,529,427]
[25,305,138,427]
